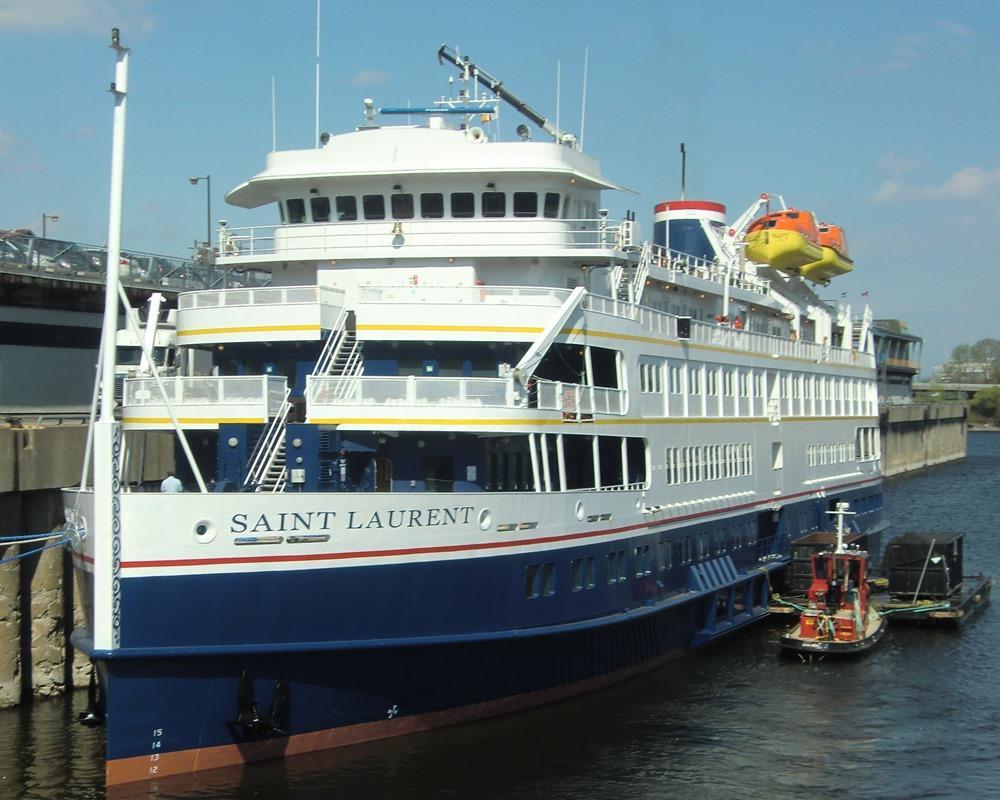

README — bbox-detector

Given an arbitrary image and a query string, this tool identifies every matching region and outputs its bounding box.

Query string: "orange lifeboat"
[799,223,854,283]
[744,208,822,273]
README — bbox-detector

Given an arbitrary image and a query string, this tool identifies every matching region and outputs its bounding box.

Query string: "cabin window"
[513,192,537,218]
[421,193,444,218]
[524,564,540,599]
[363,194,385,220]
[336,196,357,221]
[451,192,475,218]
[391,193,414,220]
[310,196,331,223]
[540,562,556,596]
[286,199,306,224]
[482,191,506,217]
[544,192,560,218]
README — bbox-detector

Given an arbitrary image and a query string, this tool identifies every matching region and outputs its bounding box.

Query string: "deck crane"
[437,45,578,148]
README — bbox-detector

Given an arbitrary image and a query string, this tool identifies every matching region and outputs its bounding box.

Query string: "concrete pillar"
[0,492,23,708]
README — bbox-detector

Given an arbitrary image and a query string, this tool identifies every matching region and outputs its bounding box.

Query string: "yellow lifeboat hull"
[744,229,823,273]
[799,245,854,283]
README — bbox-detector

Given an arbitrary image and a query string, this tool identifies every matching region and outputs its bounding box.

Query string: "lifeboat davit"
[799,223,854,283]
[744,208,822,273]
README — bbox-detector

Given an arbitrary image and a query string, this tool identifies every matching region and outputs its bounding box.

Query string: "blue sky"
[1,0,997,370]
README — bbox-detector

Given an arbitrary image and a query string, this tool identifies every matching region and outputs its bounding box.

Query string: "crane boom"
[437,45,576,146]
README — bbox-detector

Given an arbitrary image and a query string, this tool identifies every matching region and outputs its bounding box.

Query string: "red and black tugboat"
[780,502,887,657]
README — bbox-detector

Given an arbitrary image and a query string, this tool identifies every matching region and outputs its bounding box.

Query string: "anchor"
[230,670,289,737]
[77,667,106,727]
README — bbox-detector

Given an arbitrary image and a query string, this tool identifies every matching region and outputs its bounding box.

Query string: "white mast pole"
[555,60,561,137]
[579,46,588,151]
[93,27,129,652]
[314,0,321,147]
[272,76,277,151]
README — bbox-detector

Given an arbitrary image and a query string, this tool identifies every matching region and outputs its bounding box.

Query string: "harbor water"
[2,433,998,800]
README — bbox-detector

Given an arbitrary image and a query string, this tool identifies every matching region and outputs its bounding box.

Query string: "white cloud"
[871,166,1000,204]
[935,19,973,39]
[0,0,157,34]
[0,127,14,157]
[878,151,921,176]
[78,125,96,138]
[348,69,391,87]
[878,33,929,73]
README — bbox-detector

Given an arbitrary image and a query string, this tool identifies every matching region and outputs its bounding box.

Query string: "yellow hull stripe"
[177,324,320,337]
[310,415,872,427]
[354,324,871,372]
[122,417,264,425]
[357,324,544,334]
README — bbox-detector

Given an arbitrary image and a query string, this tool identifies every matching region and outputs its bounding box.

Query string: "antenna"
[555,60,561,135]
[271,76,277,151]
[579,46,589,151]
[314,0,321,147]
[680,142,686,200]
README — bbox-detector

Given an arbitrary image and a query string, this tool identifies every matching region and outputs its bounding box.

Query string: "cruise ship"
[66,44,885,786]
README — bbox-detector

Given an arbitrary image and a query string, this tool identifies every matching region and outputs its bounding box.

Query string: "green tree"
[969,386,1000,422]
[941,338,1000,383]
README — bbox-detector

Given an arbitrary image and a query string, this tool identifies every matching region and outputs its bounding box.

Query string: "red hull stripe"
[119,478,879,570]
[106,644,689,787]
[654,200,727,214]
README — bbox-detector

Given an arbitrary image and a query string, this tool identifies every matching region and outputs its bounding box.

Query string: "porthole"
[575,501,585,522]
[478,508,492,531]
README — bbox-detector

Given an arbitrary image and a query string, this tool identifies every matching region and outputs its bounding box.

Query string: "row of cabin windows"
[806,441,855,467]
[664,443,753,485]
[524,523,761,599]
[282,191,566,224]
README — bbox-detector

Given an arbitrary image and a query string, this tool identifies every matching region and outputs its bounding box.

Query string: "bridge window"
[363,194,385,220]
[336,196,357,221]
[391,193,414,219]
[544,192,561,218]
[286,199,306,224]
[310,196,331,223]
[421,193,444,218]
[451,192,475,218]
[513,192,537,217]
[482,191,506,217]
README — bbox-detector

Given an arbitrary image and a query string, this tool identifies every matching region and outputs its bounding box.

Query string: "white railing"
[355,284,571,306]
[309,376,515,408]
[178,284,344,311]
[217,218,631,258]
[536,380,626,416]
[306,375,627,415]
[124,375,287,412]
[649,243,771,297]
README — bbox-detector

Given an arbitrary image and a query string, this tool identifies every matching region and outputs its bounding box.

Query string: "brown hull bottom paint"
[107,642,696,787]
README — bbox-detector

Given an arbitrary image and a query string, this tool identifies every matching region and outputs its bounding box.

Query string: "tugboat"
[779,502,887,657]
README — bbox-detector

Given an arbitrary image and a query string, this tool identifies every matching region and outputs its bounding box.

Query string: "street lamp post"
[188,174,212,283]
[41,213,60,238]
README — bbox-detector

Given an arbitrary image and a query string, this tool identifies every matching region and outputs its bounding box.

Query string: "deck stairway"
[313,309,364,398]
[243,385,292,492]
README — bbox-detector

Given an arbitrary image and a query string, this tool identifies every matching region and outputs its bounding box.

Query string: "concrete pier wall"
[0,425,173,708]
[880,403,967,477]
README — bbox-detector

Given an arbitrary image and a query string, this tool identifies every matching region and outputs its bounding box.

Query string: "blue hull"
[81,490,884,785]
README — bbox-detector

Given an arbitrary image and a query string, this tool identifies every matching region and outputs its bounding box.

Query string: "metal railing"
[356,284,570,306]
[306,374,626,416]
[178,284,344,310]
[0,233,270,291]
[123,375,287,412]
[648,243,772,297]
[216,218,632,258]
